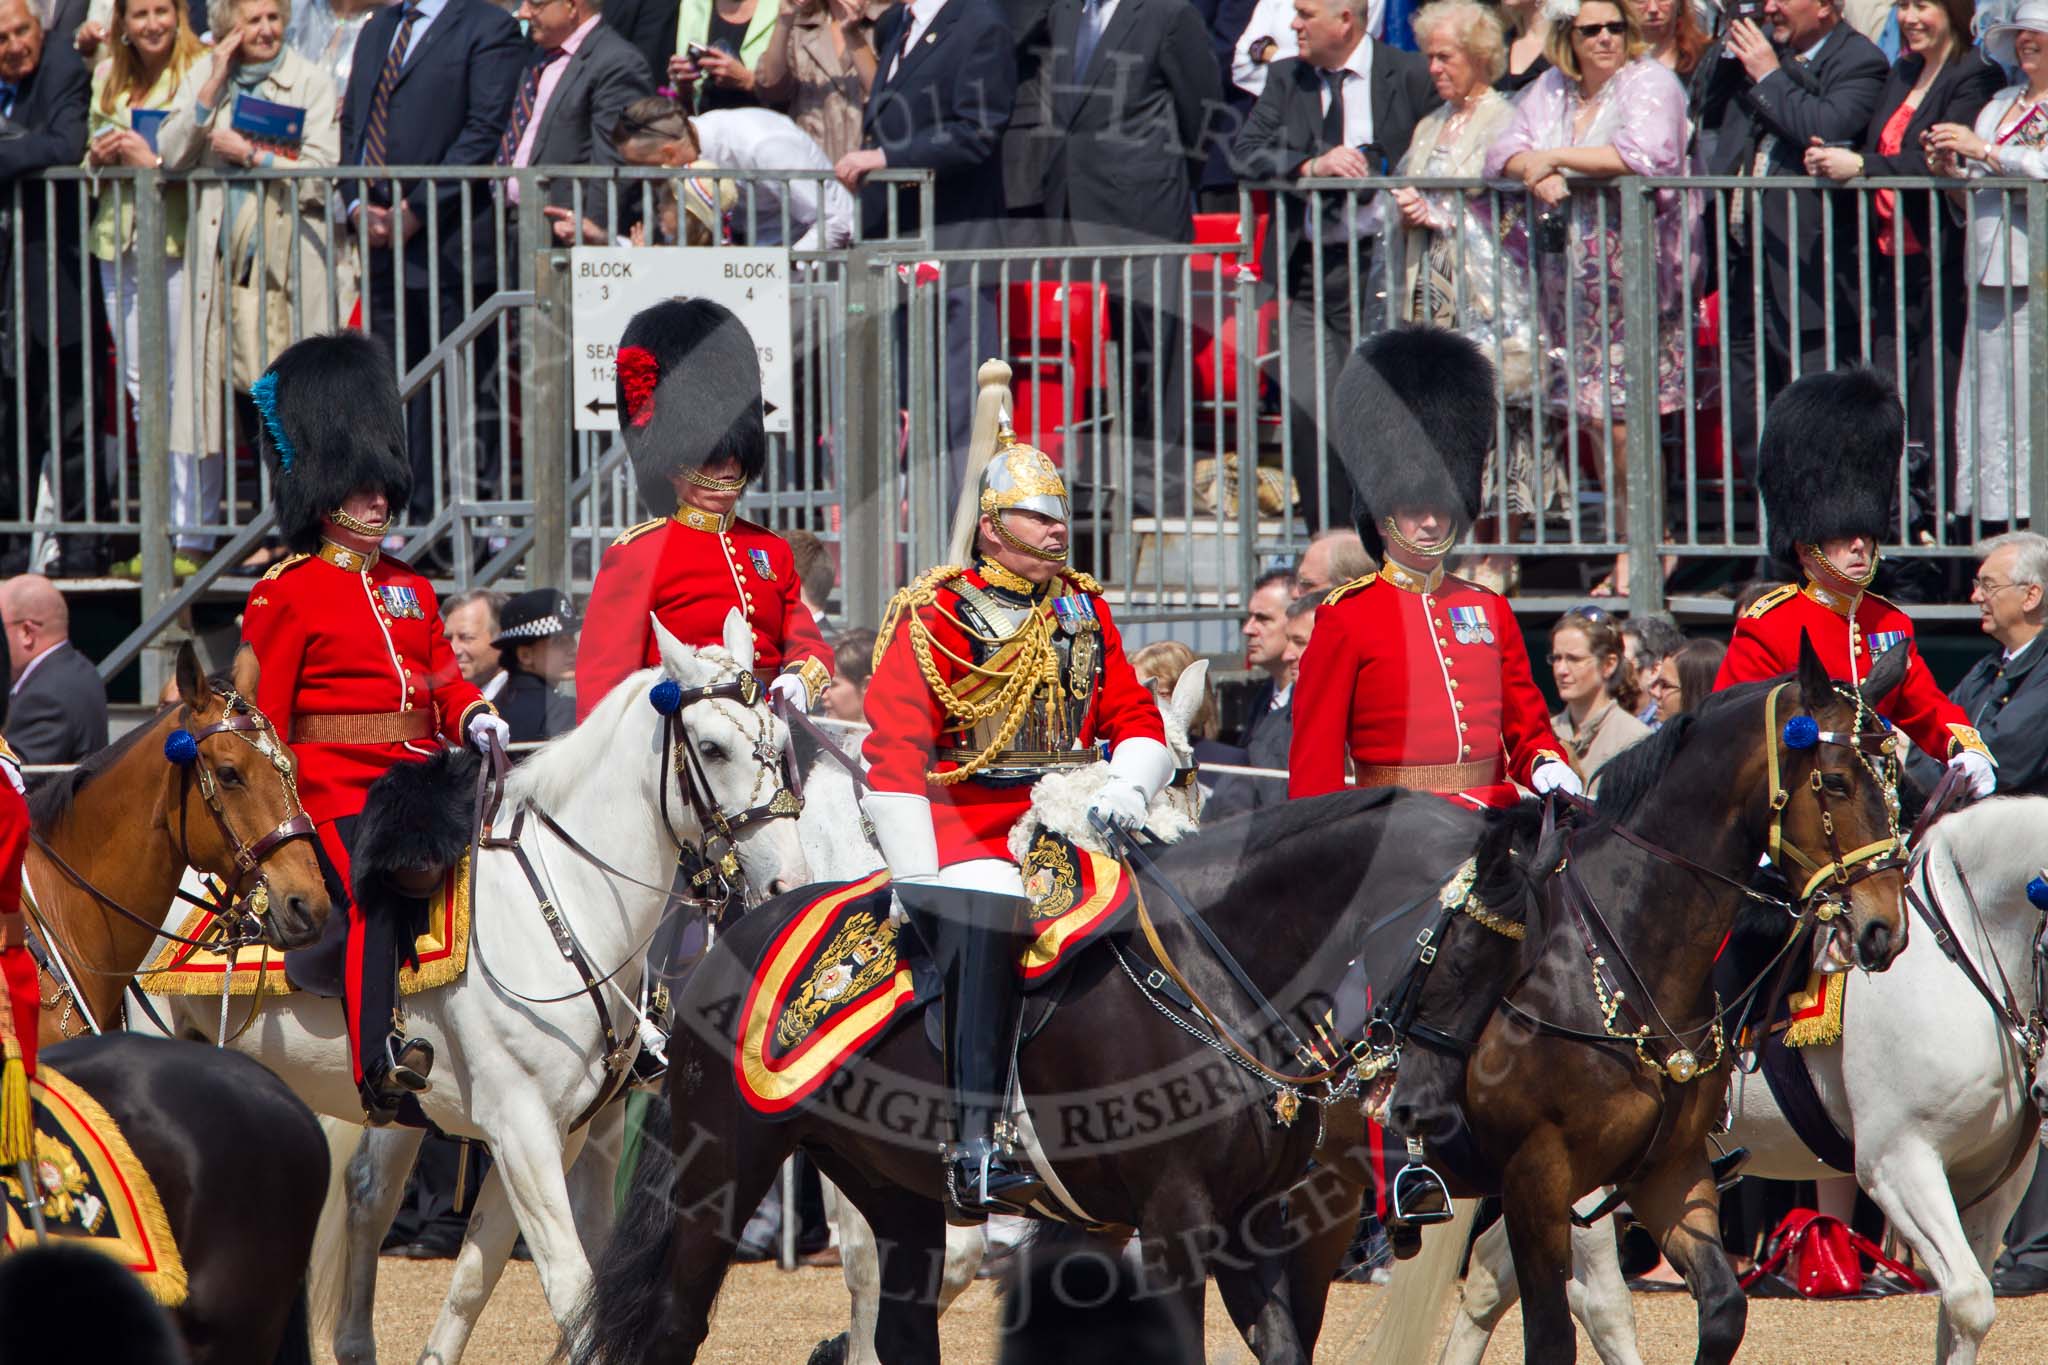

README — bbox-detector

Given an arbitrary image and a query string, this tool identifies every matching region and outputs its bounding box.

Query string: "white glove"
[862,790,939,884]
[1531,760,1584,798]
[1087,736,1175,835]
[1948,747,1996,800]
[0,756,21,796]
[769,673,810,711]
[467,711,511,755]
[1087,777,1150,833]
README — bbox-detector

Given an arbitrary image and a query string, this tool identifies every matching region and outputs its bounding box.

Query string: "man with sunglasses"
[1716,370,1995,798]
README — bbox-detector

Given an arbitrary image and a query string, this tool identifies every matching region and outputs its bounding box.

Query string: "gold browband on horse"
[1761,681,1905,907]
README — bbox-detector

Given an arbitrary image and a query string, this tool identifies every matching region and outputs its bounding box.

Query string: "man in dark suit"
[1032,0,1219,515]
[1231,0,1435,530]
[504,0,652,219]
[1205,570,1295,818]
[1,576,107,765]
[597,0,673,85]
[837,0,1016,493]
[0,1,93,576]
[1693,0,1886,476]
[340,0,524,527]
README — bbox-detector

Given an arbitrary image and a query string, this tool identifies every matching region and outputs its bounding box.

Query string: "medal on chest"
[1447,605,1493,646]
[1865,630,1907,656]
[378,585,424,620]
[747,548,776,580]
[1050,595,1100,700]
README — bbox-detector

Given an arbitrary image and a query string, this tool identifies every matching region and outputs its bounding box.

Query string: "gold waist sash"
[1353,759,1500,794]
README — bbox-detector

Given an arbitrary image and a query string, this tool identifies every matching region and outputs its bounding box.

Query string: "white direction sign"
[569,246,792,434]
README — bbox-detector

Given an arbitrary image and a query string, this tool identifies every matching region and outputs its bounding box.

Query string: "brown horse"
[25,643,334,1043]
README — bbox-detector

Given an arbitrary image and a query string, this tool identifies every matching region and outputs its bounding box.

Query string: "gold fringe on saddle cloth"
[1,1066,187,1305]
[1782,966,1846,1049]
[138,858,472,998]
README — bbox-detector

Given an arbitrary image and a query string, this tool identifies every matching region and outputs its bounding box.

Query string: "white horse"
[156,612,810,1363]
[1445,794,2048,1365]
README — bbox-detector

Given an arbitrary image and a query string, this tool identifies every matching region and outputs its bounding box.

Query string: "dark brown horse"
[25,643,333,1044]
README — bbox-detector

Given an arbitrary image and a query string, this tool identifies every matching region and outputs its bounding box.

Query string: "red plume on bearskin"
[617,346,661,430]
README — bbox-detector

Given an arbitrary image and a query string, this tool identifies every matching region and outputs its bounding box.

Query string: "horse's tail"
[305,1115,363,1349]
[1366,1198,1479,1364]
[560,1095,678,1365]
[270,1277,314,1365]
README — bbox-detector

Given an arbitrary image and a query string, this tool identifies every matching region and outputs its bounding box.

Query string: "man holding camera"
[1693,0,1886,479]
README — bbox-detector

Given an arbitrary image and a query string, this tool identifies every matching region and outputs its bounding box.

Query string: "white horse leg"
[1438,1212,1514,1365]
[567,1102,624,1253]
[1567,1212,1644,1365]
[1941,1149,2038,1365]
[307,1116,366,1351]
[834,1185,885,1365]
[1863,1141,2003,1365]
[335,1124,427,1365]
[479,1106,593,1330]
[936,1223,987,1315]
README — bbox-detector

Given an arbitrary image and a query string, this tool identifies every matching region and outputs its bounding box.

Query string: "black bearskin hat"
[1758,368,1901,566]
[615,299,766,517]
[253,332,412,553]
[1331,326,1495,560]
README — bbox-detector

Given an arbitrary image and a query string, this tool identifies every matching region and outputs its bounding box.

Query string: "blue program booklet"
[130,108,168,152]
[230,93,307,146]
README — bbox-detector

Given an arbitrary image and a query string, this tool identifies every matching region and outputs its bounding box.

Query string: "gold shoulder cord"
[873,565,1064,787]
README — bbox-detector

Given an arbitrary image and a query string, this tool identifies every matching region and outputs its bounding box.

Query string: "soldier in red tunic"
[1289,327,1580,811]
[1715,370,1996,798]
[861,361,1172,1219]
[241,334,508,1122]
[575,299,832,723]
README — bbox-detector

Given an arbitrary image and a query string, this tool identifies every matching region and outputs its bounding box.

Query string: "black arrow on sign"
[585,397,617,416]
[763,400,779,417]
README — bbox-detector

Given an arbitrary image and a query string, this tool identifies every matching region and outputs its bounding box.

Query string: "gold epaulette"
[258,553,309,583]
[1324,572,1378,607]
[1741,583,1799,620]
[610,517,665,549]
[1060,569,1104,596]
[872,565,969,671]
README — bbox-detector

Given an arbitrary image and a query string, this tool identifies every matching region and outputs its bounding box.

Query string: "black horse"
[572,781,1548,1364]
[23,1034,330,1365]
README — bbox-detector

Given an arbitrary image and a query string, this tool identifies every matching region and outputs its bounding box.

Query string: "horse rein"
[657,672,804,914]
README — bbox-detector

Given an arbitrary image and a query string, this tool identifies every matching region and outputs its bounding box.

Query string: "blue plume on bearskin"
[351,749,479,958]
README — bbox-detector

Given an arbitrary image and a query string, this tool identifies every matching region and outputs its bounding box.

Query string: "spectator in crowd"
[822,627,874,722]
[1904,532,2048,795]
[1205,568,1295,818]
[669,0,774,113]
[86,0,205,580]
[339,0,523,528]
[1293,527,1371,599]
[1641,641,1681,723]
[1132,637,1222,749]
[491,588,578,743]
[1671,635,1725,716]
[497,0,652,222]
[159,0,343,576]
[1488,0,1692,599]
[1234,0,1384,98]
[1232,0,1436,530]
[1694,0,1887,484]
[0,0,92,578]
[599,0,674,82]
[999,0,1056,223]
[285,0,385,89]
[1620,610,1683,722]
[442,588,508,696]
[608,95,854,246]
[1497,0,1552,91]
[1546,604,1648,790]
[785,527,837,640]
[754,0,883,164]
[1032,0,1218,516]
[838,0,1015,490]
[1929,1,2048,528]
[1,575,109,764]
[1805,0,1998,514]
[1633,0,1705,76]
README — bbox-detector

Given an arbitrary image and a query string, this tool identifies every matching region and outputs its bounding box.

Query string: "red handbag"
[1739,1209,1928,1299]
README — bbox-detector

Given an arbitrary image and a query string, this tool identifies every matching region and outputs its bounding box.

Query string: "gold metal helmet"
[947,360,1070,565]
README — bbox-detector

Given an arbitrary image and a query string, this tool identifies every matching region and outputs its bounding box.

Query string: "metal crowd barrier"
[5,164,2043,695]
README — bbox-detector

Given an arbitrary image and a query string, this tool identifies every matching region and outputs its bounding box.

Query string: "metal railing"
[4,163,2042,690]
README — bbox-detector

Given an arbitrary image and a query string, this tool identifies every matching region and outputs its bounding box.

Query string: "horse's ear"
[1795,631,1834,713]
[652,614,697,681]
[721,608,756,677]
[1167,659,1209,736]
[1859,638,1909,708]
[174,641,209,712]
[230,645,261,703]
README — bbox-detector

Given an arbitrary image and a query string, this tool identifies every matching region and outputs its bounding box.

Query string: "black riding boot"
[356,899,433,1123]
[898,885,1046,1225]
[1390,1137,1453,1228]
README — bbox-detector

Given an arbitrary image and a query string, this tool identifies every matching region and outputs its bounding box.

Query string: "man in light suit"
[1231,0,1435,530]
[1032,0,1220,514]
[340,0,524,528]
[1,576,107,765]
[836,0,1016,493]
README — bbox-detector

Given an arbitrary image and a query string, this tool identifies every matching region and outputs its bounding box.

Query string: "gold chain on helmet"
[1804,541,1879,588]
[329,507,389,537]
[1382,515,1457,561]
[681,466,749,493]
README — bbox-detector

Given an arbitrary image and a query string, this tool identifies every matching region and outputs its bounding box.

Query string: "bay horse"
[1449,793,2048,1365]
[26,641,333,1044]
[25,1032,331,1365]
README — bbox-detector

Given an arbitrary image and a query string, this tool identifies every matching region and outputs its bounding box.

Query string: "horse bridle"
[656,670,804,914]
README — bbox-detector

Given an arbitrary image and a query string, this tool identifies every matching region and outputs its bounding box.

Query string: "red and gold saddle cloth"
[1,1067,186,1305]
[735,839,1137,1116]
[137,859,471,999]
[1783,966,1846,1049]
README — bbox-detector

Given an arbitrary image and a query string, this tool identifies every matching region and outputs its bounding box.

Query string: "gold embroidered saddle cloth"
[734,839,1136,1116]
[138,858,472,999]
[1,1066,186,1305]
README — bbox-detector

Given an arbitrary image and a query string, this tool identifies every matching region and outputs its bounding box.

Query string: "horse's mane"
[503,666,660,813]
[1590,679,1779,825]
[27,700,176,830]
